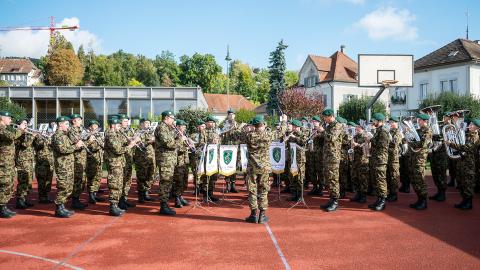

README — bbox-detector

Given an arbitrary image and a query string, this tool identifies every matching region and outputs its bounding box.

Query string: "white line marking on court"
[53,216,120,270]
[0,249,83,270]
[264,223,291,270]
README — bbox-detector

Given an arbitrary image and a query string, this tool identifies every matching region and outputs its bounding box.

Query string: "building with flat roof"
[0,86,207,127]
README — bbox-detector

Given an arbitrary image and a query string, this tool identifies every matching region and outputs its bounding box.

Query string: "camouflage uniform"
[288,130,307,193]
[430,133,448,192]
[86,132,104,194]
[450,131,480,200]
[387,128,402,196]
[352,132,369,194]
[120,127,135,198]
[155,122,179,203]
[370,126,390,198]
[52,129,77,205]
[173,135,190,196]
[0,126,22,206]
[322,121,343,199]
[15,133,35,199]
[408,126,432,199]
[104,128,128,204]
[339,131,351,195]
[399,143,411,191]
[313,128,325,190]
[134,131,155,194]
[68,126,87,199]
[33,136,54,201]
[201,127,220,193]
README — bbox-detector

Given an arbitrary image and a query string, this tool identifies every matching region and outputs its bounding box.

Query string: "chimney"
[340,45,346,53]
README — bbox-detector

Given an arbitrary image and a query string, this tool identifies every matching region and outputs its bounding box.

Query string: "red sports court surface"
[1,173,479,270]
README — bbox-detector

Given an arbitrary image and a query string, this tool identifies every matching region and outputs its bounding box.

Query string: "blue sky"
[0,0,479,70]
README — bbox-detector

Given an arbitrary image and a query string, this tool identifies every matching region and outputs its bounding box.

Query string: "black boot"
[454,198,467,209]
[409,198,421,208]
[399,185,410,193]
[368,197,381,209]
[179,196,190,206]
[374,197,386,211]
[124,197,136,208]
[358,193,367,203]
[16,197,27,209]
[55,204,73,218]
[109,204,125,216]
[144,191,154,201]
[88,193,97,204]
[24,199,34,207]
[138,191,145,204]
[245,209,258,223]
[230,182,238,193]
[94,192,105,202]
[208,191,219,202]
[414,198,427,210]
[321,198,335,209]
[0,205,15,218]
[326,198,339,212]
[118,197,128,210]
[350,192,361,202]
[175,196,183,208]
[63,205,75,216]
[386,193,398,202]
[287,190,299,202]
[71,197,87,210]
[458,198,473,210]
[159,202,176,216]
[429,189,446,202]
[258,209,269,224]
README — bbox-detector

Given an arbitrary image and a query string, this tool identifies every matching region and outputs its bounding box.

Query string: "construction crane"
[0,16,78,41]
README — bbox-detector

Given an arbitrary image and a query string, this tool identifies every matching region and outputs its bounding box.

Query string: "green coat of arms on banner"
[208,148,215,164]
[273,147,281,163]
[223,150,233,165]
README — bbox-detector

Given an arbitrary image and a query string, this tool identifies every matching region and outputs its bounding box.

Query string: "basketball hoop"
[381,80,398,87]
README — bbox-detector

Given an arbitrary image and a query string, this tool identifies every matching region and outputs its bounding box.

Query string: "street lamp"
[225,45,232,111]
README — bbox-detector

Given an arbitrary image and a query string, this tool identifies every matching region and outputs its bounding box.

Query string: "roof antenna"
[466,9,469,40]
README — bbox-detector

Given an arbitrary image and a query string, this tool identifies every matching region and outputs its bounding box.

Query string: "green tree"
[45,48,84,86]
[211,74,228,94]
[338,96,387,122]
[230,60,256,100]
[179,53,222,92]
[0,97,27,120]
[127,78,144,87]
[267,40,288,115]
[419,92,480,119]
[175,107,213,134]
[285,70,299,89]
[154,51,180,87]
[135,55,159,86]
[88,55,123,86]
[234,108,256,123]
[0,80,10,86]
[254,69,270,104]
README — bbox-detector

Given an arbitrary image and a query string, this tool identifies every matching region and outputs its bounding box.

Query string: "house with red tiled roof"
[298,46,389,114]
[0,58,43,86]
[203,93,256,121]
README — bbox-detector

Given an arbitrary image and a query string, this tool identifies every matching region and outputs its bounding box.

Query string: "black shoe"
[374,197,386,211]
[429,190,446,202]
[458,198,473,210]
[88,193,97,204]
[358,193,367,203]
[55,204,74,218]
[144,191,154,201]
[39,198,53,204]
[409,198,421,209]
[71,197,87,210]
[138,191,145,204]
[4,206,16,216]
[109,204,125,216]
[179,196,190,206]
[350,192,361,202]
[326,199,339,212]
[386,193,398,202]
[94,192,105,202]
[24,200,34,208]
[368,197,381,209]
[414,198,427,210]
[208,192,219,202]
[159,202,176,216]
[230,183,238,193]
[258,210,269,224]
[124,198,136,208]
[245,209,258,223]
[321,198,335,209]
[118,197,128,210]
[63,205,75,216]
[0,205,15,218]
[399,185,410,193]
[454,198,467,209]
[16,198,27,209]
[175,196,183,208]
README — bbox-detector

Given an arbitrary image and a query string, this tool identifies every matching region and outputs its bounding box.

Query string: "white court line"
[264,223,291,270]
[0,249,83,270]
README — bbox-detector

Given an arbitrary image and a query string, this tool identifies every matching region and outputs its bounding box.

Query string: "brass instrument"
[442,109,469,159]
[419,105,442,151]
[400,116,421,154]
[173,125,198,154]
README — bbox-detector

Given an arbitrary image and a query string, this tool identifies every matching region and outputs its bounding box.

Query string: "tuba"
[419,105,442,152]
[400,116,422,153]
[442,110,469,159]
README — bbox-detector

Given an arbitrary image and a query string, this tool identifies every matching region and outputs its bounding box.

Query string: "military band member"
[447,119,480,210]
[105,118,139,216]
[173,119,191,208]
[85,120,105,204]
[429,112,449,202]
[386,117,402,202]
[0,111,25,218]
[221,109,240,193]
[319,109,343,212]
[155,110,180,215]
[350,123,369,203]
[408,113,432,210]
[308,116,323,195]
[14,118,36,209]
[53,116,84,218]
[287,119,308,202]
[134,118,156,203]
[244,114,287,223]
[68,114,90,210]
[33,129,55,204]
[201,116,220,202]
[118,114,136,209]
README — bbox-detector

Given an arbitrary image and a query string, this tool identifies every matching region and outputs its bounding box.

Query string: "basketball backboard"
[358,54,414,87]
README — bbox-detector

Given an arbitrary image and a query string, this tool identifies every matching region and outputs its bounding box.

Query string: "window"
[0,75,4,80]
[176,100,197,112]
[449,79,457,94]
[59,100,80,116]
[106,99,127,118]
[83,99,104,128]
[440,80,448,92]
[130,99,151,119]
[152,100,174,117]
[420,83,428,99]
[36,100,56,125]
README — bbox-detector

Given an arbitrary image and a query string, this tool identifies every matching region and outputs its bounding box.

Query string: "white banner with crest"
[219,145,238,176]
[269,142,286,174]
[289,142,298,176]
[196,144,207,176]
[205,144,219,176]
[240,144,248,172]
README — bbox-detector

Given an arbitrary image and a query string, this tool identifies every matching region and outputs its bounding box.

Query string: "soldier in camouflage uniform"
[337,117,350,198]
[118,114,136,209]
[447,118,480,210]
[350,123,369,203]
[408,114,433,210]
[68,114,90,210]
[85,120,105,204]
[287,119,308,202]
[429,113,449,202]
[105,117,139,216]
[221,110,240,193]
[33,132,55,204]
[302,118,314,190]
[14,119,36,209]
[308,116,323,195]
[386,117,402,202]
[173,119,191,208]
[190,120,207,194]
[367,113,390,211]
[0,111,25,218]
[244,115,287,224]
[53,116,84,218]
[155,110,180,215]
[319,109,343,212]
[134,118,156,203]
[201,116,221,202]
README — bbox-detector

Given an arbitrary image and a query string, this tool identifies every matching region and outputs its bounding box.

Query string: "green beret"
[389,116,400,123]
[196,119,205,126]
[117,114,129,120]
[347,121,357,127]
[56,116,70,123]
[301,117,308,121]
[291,119,303,127]
[472,119,480,128]
[0,111,11,117]
[108,118,120,125]
[176,119,187,126]
[417,113,429,121]
[140,118,152,123]
[336,116,347,124]
[251,115,265,125]
[70,113,82,120]
[443,111,451,117]
[312,116,321,122]
[205,116,216,122]
[227,109,235,114]
[322,109,334,116]
[372,113,385,121]
[87,120,100,127]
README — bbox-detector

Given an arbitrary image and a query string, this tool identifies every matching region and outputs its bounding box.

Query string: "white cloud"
[0,17,101,58]
[355,7,418,41]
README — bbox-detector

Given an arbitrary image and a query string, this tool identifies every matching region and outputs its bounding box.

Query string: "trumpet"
[173,125,198,154]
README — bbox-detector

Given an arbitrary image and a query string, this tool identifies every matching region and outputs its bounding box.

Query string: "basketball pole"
[365,85,386,123]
